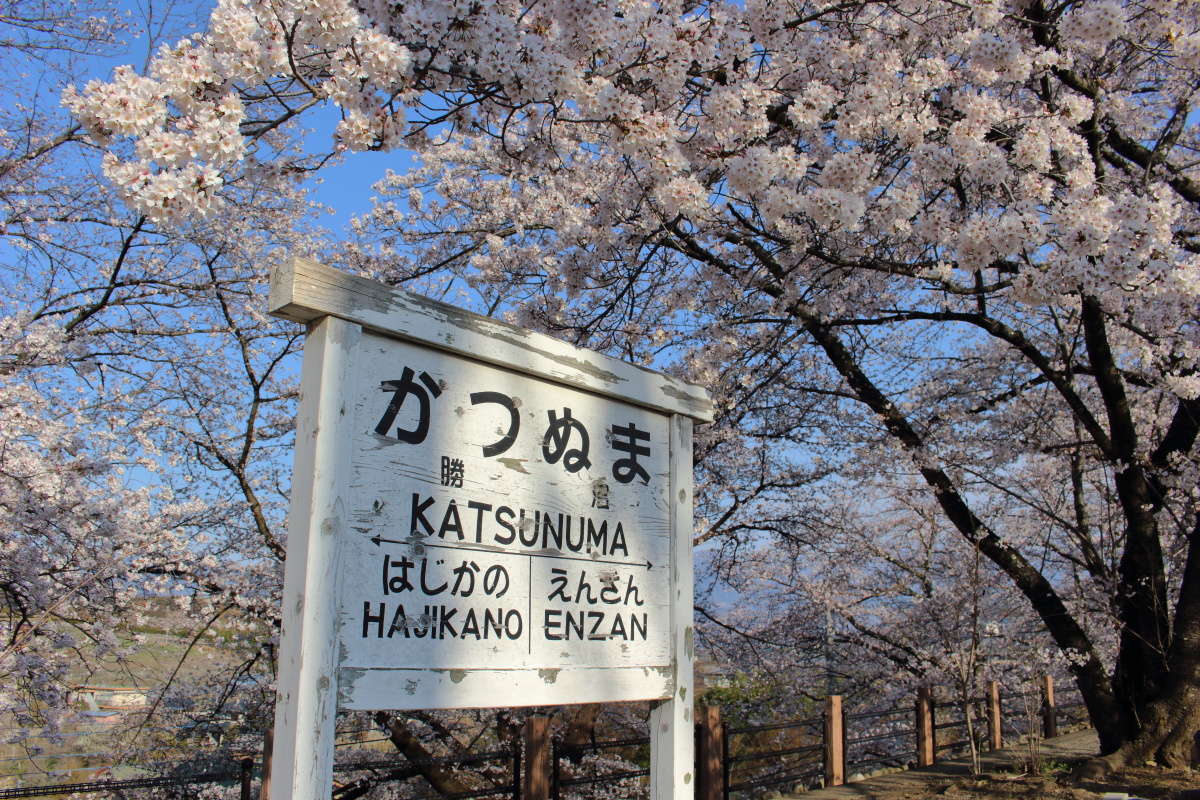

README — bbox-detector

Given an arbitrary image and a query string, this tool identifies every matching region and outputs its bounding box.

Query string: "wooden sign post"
[267,257,713,800]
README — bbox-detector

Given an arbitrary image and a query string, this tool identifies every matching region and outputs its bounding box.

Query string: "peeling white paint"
[269,257,713,421]
[268,262,706,800]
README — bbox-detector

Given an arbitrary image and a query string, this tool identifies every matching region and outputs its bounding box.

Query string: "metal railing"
[844,706,913,773]
[721,714,823,799]
[1,747,522,800]
[930,698,989,757]
[551,735,650,800]
[0,765,248,799]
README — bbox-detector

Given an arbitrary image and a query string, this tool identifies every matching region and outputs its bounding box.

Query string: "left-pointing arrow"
[369,534,652,569]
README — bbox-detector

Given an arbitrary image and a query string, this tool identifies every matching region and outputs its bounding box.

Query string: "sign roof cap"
[269,256,714,421]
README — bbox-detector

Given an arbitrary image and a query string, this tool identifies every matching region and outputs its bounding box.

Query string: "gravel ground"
[779,730,1198,800]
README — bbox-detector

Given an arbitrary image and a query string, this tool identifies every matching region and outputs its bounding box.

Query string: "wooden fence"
[520,673,1083,800]
[0,675,1085,800]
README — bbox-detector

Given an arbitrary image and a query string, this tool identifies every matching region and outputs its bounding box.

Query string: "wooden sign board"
[342,332,673,707]
[267,257,712,800]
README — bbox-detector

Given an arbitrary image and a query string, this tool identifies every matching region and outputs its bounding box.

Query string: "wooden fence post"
[915,687,934,767]
[823,695,844,787]
[696,706,723,800]
[1041,675,1058,739]
[987,681,1002,751]
[240,757,254,800]
[522,716,551,800]
[512,734,523,800]
[259,726,273,800]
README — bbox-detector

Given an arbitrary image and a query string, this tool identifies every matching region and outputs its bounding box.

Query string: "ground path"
[783,730,1103,799]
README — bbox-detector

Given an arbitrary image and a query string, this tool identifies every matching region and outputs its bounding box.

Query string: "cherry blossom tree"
[0,0,178,733]
[0,0,331,751]
[68,0,1200,768]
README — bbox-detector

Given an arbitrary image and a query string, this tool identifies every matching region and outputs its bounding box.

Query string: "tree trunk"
[561,704,600,752]
[1082,516,1200,770]
[373,711,474,796]
[1079,297,1173,747]
[1101,683,1200,770]
[1111,517,1200,767]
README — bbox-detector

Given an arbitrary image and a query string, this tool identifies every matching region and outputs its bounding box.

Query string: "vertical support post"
[823,695,844,787]
[987,681,1002,751]
[240,757,254,800]
[721,725,730,800]
[522,716,551,800]
[696,706,723,800]
[551,742,559,800]
[269,316,360,800]
[650,415,696,800]
[1041,675,1057,739]
[512,735,522,800]
[915,687,934,767]
[259,727,273,800]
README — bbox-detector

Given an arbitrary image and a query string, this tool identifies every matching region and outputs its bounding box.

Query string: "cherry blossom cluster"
[63,0,1196,380]
[0,317,208,730]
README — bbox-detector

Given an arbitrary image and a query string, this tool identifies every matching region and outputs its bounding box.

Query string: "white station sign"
[341,333,673,706]
[267,257,712,800]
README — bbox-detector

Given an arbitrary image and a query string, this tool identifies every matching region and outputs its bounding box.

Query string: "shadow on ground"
[779,730,1197,800]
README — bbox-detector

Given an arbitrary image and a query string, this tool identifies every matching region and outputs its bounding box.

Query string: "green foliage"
[1039,758,1071,777]
[699,672,818,729]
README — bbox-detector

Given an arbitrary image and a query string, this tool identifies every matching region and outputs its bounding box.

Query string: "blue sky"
[304,107,419,231]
